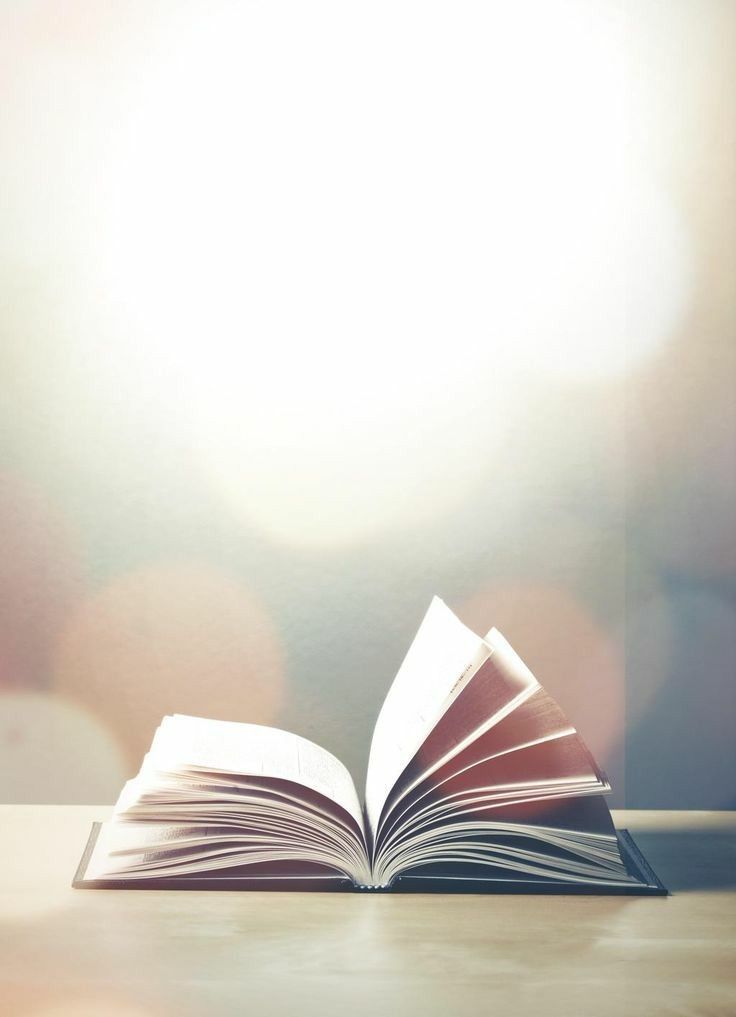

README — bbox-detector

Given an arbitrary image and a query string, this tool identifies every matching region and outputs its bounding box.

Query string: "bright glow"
[89,1,691,545]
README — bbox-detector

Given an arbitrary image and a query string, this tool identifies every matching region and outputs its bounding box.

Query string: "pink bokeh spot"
[458,582,625,789]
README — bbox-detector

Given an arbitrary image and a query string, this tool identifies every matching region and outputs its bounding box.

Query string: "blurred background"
[1,0,733,808]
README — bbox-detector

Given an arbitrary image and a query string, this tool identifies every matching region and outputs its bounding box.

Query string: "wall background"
[1,0,734,808]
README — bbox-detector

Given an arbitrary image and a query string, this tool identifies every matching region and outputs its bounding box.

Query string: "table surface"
[0,807,734,1017]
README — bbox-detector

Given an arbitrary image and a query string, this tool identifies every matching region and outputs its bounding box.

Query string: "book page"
[130,714,364,829]
[372,641,542,840]
[83,819,360,882]
[364,597,491,835]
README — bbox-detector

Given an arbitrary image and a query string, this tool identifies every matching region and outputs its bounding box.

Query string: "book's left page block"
[128,714,364,828]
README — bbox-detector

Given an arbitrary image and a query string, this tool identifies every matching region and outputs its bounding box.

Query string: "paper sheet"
[126,714,364,828]
[364,597,491,834]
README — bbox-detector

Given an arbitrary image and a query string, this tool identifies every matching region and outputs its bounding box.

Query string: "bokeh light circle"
[54,562,285,766]
[458,583,624,773]
[0,472,82,690]
[0,691,127,803]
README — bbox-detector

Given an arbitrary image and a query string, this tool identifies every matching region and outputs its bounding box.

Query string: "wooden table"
[0,808,734,1016]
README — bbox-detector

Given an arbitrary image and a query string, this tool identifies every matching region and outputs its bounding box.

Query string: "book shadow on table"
[629,828,736,892]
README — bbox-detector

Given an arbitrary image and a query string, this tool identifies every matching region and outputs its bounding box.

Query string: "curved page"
[134,714,364,829]
[365,598,491,835]
[374,633,542,842]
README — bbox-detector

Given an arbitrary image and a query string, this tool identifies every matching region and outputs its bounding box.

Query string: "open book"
[73,598,666,894]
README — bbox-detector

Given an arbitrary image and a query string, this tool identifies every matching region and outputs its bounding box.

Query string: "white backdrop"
[1,0,734,807]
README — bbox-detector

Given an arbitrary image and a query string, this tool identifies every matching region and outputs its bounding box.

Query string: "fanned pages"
[74,597,667,894]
